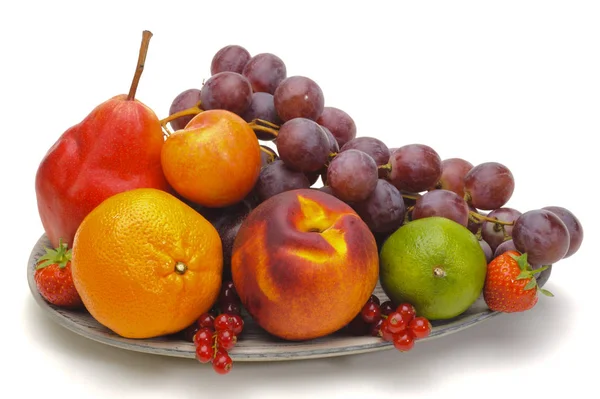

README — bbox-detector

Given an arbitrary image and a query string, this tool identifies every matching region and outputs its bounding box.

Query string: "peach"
[231,188,379,341]
[161,109,261,208]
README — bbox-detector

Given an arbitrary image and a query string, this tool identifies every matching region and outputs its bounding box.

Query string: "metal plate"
[27,233,498,361]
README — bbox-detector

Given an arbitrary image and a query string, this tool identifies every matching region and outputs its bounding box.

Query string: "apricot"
[161,109,261,208]
[231,188,379,341]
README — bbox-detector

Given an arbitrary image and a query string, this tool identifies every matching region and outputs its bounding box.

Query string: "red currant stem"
[248,123,279,139]
[469,211,515,226]
[212,332,219,360]
[159,101,204,132]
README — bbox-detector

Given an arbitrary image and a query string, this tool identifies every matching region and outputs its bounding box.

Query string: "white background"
[2,1,598,397]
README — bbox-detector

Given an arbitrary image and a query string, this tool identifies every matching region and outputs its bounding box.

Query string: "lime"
[379,216,487,320]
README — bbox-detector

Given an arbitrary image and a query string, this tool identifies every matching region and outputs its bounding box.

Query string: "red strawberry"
[34,239,84,309]
[483,250,553,313]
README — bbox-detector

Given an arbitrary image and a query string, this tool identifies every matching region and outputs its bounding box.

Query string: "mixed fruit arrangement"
[32,31,584,375]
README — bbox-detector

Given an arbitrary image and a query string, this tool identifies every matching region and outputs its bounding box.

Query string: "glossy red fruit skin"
[396,303,416,324]
[195,342,214,364]
[197,313,215,329]
[217,330,237,351]
[35,95,171,249]
[386,312,407,334]
[361,302,381,324]
[393,331,415,352]
[193,328,214,346]
[483,251,539,313]
[228,314,244,335]
[34,261,83,309]
[212,350,233,374]
[214,314,232,331]
[408,317,432,339]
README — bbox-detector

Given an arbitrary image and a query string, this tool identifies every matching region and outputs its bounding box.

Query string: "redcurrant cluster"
[347,295,432,351]
[192,312,244,374]
[180,281,245,374]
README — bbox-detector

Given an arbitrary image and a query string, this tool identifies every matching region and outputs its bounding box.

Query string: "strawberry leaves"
[36,239,72,270]
[509,252,553,297]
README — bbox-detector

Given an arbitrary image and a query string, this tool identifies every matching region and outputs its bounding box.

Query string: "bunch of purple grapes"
[168,44,584,287]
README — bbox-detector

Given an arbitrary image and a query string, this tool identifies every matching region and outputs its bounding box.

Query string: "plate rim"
[27,233,499,362]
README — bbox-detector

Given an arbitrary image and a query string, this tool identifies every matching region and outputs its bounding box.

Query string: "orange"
[70,188,223,339]
[161,109,261,208]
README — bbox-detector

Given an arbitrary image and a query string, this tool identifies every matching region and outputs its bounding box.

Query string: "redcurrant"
[379,301,395,316]
[409,317,432,339]
[368,294,381,306]
[214,314,232,331]
[393,331,415,352]
[212,350,233,375]
[193,327,214,346]
[222,301,241,315]
[386,311,407,334]
[369,317,384,337]
[228,314,244,335]
[361,302,381,324]
[195,342,214,364]
[217,329,237,351]
[396,303,416,323]
[197,312,215,329]
[379,318,395,342]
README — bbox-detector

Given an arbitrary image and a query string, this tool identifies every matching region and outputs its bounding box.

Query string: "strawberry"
[483,250,553,313]
[34,239,84,309]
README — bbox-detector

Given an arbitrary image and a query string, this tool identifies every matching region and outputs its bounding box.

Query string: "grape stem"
[248,120,280,139]
[127,30,153,101]
[468,211,515,226]
[378,163,392,172]
[159,101,204,133]
[401,193,422,201]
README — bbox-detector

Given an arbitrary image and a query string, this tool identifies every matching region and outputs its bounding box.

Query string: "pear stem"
[127,30,153,101]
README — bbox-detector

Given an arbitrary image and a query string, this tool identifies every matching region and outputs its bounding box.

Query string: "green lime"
[379,216,487,320]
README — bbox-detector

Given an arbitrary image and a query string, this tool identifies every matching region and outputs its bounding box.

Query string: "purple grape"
[242,92,282,140]
[388,144,442,193]
[274,76,325,122]
[211,45,251,75]
[321,126,340,154]
[255,160,311,202]
[203,201,253,280]
[316,107,357,148]
[479,239,493,263]
[512,209,570,265]
[431,158,474,197]
[352,179,405,233]
[168,88,202,131]
[411,189,470,227]
[464,162,515,210]
[275,118,329,173]
[542,206,583,258]
[481,207,522,252]
[200,71,253,115]
[340,137,390,166]
[327,150,378,203]
[242,53,287,94]
[493,239,517,258]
